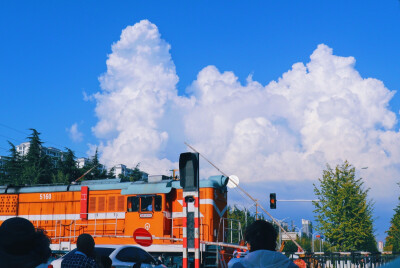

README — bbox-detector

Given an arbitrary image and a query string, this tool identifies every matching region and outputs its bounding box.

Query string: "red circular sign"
[133,228,153,247]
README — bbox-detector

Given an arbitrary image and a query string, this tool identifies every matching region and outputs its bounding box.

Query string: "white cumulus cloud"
[67,123,84,142]
[93,20,185,173]
[92,20,400,201]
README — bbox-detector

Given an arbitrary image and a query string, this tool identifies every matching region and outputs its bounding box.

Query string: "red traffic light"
[270,193,276,209]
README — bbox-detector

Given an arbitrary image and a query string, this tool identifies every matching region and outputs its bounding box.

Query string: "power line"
[0,122,89,157]
[0,122,121,168]
[184,142,305,252]
[0,133,24,144]
[0,123,29,136]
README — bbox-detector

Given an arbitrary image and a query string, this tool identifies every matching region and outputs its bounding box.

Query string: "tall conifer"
[1,142,23,185]
[313,161,377,252]
[385,186,400,252]
[21,129,52,184]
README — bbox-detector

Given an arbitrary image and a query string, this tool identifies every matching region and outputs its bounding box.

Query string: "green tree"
[52,148,80,183]
[118,163,145,182]
[83,148,107,180]
[21,129,53,184]
[385,186,400,252]
[299,236,312,252]
[130,163,143,182]
[0,142,23,185]
[0,158,4,182]
[61,148,79,181]
[107,167,115,178]
[226,205,261,244]
[283,240,299,253]
[52,170,70,184]
[313,161,377,252]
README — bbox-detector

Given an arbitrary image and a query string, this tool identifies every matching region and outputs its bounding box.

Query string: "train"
[0,174,231,264]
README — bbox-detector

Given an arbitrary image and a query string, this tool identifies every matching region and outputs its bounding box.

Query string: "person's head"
[245,220,277,252]
[0,217,51,268]
[77,233,96,257]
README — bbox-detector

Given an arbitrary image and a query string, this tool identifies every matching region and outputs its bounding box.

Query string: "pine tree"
[53,148,80,183]
[84,148,107,180]
[62,148,79,181]
[107,167,115,178]
[21,129,53,184]
[385,186,400,252]
[130,163,143,182]
[313,161,377,252]
[283,240,299,253]
[0,142,23,185]
[52,170,70,184]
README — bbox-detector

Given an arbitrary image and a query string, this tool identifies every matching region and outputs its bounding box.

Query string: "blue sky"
[1,1,400,243]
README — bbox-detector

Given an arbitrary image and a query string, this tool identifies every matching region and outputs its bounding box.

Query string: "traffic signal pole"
[194,193,200,268]
[179,152,200,268]
[182,197,188,268]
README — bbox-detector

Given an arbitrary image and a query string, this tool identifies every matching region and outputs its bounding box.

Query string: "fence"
[287,252,400,268]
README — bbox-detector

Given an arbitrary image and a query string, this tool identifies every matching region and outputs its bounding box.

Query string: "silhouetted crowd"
[1,217,400,268]
[0,217,111,268]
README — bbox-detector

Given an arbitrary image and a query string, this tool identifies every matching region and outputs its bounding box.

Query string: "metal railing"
[287,252,400,268]
[217,217,243,244]
[47,212,122,243]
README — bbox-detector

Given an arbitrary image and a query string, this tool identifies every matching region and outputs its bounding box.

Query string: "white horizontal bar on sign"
[135,236,152,240]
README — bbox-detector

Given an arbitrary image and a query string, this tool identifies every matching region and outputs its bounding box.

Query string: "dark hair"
[77,233,96,257]
[245,220,277,252]
[0,217,51,268]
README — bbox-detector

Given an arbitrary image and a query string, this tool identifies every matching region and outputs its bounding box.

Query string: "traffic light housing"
[270,193,276,209]
[179,152,199,192]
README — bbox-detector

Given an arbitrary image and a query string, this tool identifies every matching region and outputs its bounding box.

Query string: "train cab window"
[141,196,153,212]
[154,195,162,211]
[127,196,139,212]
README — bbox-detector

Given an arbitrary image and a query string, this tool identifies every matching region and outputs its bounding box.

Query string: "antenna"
[74,163,100,182]
[184,141,304,252]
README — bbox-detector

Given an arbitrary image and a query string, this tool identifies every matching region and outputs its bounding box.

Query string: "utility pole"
[245,207,247,228]
[255,199,258,220]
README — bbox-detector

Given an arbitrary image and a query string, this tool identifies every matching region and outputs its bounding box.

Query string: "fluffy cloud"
[67,123,83,142]
[93,20,184,173]
[93,20,400,200]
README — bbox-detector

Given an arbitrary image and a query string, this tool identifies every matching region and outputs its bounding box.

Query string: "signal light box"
[270,193,276,209]
[179,152,199,192]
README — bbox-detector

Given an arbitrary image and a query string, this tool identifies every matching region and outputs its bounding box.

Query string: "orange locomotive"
[0,175,229,255]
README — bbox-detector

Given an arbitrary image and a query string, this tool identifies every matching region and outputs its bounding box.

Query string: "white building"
[16,142,63,159]
[16,142,30,156]
[112,164,148,180]
[15,142,63,166]
[76,157,89,169]
[301,219,313,238]
[114,164,133,178]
